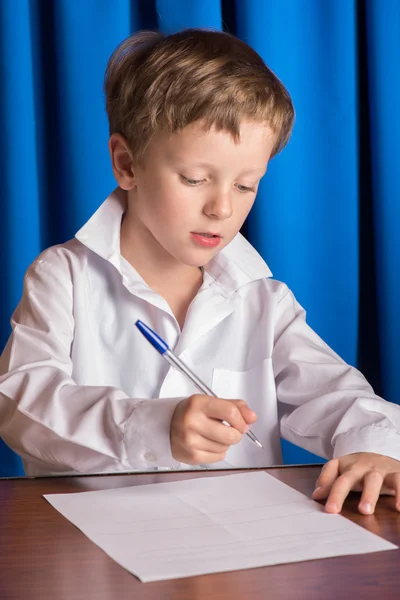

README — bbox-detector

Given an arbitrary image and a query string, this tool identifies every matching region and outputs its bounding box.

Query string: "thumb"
[232,400,258,426]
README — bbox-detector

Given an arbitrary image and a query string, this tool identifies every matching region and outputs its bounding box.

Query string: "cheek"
[234,197,256,223]
[144,181,191,227]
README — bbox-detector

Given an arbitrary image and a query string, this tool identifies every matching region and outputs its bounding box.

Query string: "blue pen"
[135,319,263,449]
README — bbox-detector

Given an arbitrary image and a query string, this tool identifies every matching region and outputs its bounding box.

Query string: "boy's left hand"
[312,452,400,514]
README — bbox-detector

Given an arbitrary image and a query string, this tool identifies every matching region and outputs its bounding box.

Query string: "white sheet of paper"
[44,471,397,582]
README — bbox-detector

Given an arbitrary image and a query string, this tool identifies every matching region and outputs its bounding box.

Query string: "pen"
[135,319,263,449]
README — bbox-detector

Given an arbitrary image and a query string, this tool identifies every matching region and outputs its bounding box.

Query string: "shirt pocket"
[211,357,280,467]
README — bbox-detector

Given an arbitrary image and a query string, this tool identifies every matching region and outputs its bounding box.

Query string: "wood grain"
[0,466,399,599]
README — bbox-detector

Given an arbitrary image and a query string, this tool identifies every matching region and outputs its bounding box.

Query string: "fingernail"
[243,424,250,433]
[312,486,322,497]
[360,502,372,514]
[325,502,338,513]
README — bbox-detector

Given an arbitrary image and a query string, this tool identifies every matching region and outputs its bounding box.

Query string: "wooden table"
[1,465,399,599]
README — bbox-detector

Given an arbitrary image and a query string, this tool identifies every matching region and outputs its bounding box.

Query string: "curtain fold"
[236,0,359,368]
[365,0,400,404]
[0,0,398,474]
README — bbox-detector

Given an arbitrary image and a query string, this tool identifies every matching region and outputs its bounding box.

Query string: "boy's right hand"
[170,394,258,465]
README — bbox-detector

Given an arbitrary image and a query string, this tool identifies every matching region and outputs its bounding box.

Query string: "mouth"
[191,232,222,238]
[190,232,223,248]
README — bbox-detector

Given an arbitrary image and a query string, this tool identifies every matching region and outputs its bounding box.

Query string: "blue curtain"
[1,0,399,475]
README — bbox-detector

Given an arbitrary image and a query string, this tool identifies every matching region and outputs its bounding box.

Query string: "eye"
[180,175,204,186]
[236,184,256,193]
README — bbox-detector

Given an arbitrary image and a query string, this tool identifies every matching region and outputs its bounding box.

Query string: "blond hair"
[104,29,294,163]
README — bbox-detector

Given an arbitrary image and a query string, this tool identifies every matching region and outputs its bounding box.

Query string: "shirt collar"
[75,188,272,291]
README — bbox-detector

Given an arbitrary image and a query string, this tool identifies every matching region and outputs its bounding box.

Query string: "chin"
[183,258,207,268]
[176,249,216,268]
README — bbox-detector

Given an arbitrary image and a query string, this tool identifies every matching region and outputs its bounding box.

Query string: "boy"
[1,29,400,515]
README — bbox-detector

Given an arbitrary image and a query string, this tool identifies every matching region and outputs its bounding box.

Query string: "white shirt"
[1,188,400,476]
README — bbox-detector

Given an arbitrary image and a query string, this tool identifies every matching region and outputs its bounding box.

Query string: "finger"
[202,419,243,446]
[183,450,228,465]
[324,471,361,513]
[312,459,340,499]
[358,470,384,514]
[384,473,400,511]
[205,398,253,434]
[233,401,258,426]
[379,485,396,496]
[185,431,231,454]
[182,405,243,446]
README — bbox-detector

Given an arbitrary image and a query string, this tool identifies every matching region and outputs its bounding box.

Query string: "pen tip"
[256,440,263,448]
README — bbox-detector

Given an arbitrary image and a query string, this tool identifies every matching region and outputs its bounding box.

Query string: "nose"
[203,189,233,220]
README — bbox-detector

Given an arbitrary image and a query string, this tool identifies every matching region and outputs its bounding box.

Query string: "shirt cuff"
[123,397,183,469]
[333,425,400,463]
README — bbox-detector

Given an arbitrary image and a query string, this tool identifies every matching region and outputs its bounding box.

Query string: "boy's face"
[112,120,275,269]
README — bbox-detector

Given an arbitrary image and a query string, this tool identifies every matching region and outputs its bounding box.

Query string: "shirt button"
[144,452,157,462]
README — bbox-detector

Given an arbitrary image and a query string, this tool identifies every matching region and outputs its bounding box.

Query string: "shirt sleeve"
[0,250,181,474]
[273,284,400,462]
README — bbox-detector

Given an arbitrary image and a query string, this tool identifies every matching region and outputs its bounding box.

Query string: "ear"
[108,133,136,190]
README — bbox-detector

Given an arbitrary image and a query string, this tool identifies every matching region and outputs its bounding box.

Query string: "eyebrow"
[175,160,266,177]
[239,168,267,177]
